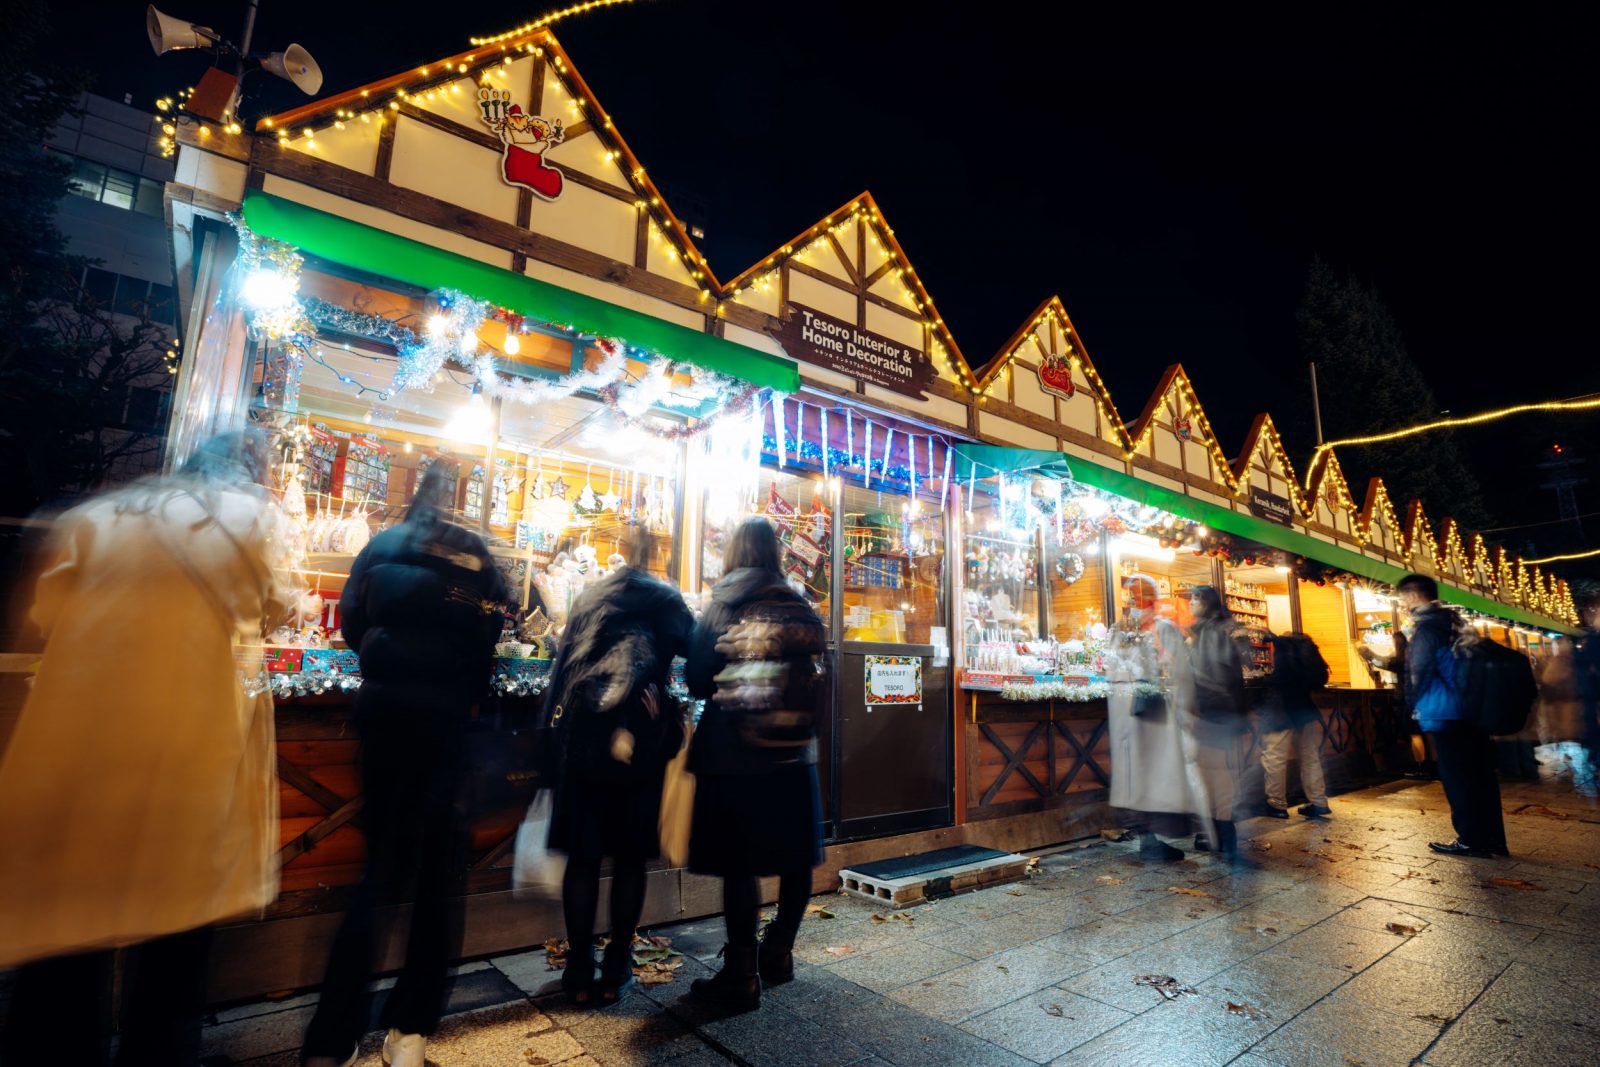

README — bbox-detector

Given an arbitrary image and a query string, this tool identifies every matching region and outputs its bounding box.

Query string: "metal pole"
[1309,362,1325,446]
[236,0,259,59]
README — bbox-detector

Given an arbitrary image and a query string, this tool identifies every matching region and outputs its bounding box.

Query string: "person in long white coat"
[0,431,287,1066]
[1106,574,1212,861]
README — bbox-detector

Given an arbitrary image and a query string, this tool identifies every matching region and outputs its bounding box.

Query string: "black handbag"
[1132,687,1169,722]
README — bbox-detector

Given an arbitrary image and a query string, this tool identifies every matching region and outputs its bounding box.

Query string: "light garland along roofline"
[238,27,1578,622]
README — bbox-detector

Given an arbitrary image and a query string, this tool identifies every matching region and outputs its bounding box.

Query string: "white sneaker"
[381,1028,426,1067]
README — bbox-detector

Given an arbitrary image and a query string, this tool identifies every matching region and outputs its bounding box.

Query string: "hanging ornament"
[1055,552,1086,585]
[548,475,570,500]
[865,419,874,488]
[940,445,953,511]
[599,465,621,512]
[822,408,830,480]
[774,394,786,470]
[578,463,598,511]
[794,401,805,462]
[846,410,855,474]
[881,427,894,487]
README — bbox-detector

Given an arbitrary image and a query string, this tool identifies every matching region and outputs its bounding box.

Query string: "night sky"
[54,1,1599,560]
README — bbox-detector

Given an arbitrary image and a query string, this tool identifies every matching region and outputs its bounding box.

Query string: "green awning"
[952,445,1577,635]
[239,190,801,394]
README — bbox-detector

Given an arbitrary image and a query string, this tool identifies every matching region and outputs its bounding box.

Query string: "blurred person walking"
[1261,632,1333,819]
[685,518,827,1012]
[1398,574,1510,858]
[0,432,287,1066]
[1106,575,1203,863]
[1186,586,1250,859]
[1572,591,1600,796]
[300,461,506,1067]
[1532,637,1593,795]
[541,526,692,1006]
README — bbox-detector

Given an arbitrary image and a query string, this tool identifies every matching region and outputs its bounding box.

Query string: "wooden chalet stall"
[147,26,1580,1003]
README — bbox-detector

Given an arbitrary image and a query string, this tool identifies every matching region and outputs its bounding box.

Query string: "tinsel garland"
[998,679,1161,702]
[605,383,762,439]
[302,296,421,350]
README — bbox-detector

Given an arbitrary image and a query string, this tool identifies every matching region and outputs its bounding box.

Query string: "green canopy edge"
[239,191,801,394]
[952,445,1576,635]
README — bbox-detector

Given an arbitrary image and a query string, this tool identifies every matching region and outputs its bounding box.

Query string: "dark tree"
[1290,259,1491,530]
[0,1,171,519]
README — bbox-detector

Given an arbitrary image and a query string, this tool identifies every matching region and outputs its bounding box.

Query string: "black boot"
[690,944,760,1012]
[1139,832,1183,862]
[560,945,595,1005]
[598,936,635,1004]
[1215,820,1238,859]
[758,924,797,986]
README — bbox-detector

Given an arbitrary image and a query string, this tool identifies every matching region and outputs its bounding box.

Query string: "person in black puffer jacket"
[302,460,506,1067]
[543,526,693,1006]
[1185,586,1249,860]
[685,517,827,1013]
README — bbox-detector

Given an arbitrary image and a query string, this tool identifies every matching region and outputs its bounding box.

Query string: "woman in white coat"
[1105,574,1212,861]
[0,431,287,1066]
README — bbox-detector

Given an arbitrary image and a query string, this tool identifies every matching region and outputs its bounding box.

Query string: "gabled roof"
[1230,413,1304,511]
[1123,364,1235,477]
[976,296,1127,434]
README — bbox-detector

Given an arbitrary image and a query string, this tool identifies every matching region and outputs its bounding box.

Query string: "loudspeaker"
[146,5,217,55]
[262,43,323,95]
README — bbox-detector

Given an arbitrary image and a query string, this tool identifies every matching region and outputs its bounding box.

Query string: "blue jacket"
[1405,602,1461,732]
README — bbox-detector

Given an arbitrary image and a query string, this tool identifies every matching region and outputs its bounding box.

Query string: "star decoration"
[599,492,622,512]
[548,477,569,500]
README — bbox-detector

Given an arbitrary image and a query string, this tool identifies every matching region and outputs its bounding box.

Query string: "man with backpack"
[1398,573,1511,859]
[1260,632,1333,819]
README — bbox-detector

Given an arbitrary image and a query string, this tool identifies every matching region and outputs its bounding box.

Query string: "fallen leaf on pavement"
[1341,842,1363,851]
[1250,840,1272,852]
[542,938,569,971]
[1133,974,1197,1000]
[825,945,858,956]
[1096,876,1126,885]
[1168,887,1211,898]
[1414,1013,1451,1025]
[870,914,887,923]
[525,1056,550,1065]
[1043,1003,1066,1018]
[1385,923,1419,936]
[996,964,1010,974]
[1225,1001,1268,1020]
[1101,828,1132,842]
[805,904,836,919]
[1485,878,1546,892]
[1006,889,1026,896]
[1514,805,1574,820]
[1255,927,1279,935]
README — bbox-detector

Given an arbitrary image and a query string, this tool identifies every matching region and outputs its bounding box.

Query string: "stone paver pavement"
[203,768,1600,1066]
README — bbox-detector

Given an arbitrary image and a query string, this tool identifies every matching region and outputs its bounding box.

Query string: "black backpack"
[1281,634,1330,690]
[1453,633,1537,736]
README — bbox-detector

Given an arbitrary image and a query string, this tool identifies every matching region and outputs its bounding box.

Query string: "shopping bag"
[658,742,695,868]
[511,790,565,899]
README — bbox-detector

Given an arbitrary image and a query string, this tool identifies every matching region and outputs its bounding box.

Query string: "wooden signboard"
[771,304,933,398]
[1249,487,1295,526]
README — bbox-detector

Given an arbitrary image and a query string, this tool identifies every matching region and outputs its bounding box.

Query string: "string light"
[1523,547,1600,565]
[1311,396,1600,463]
[220,24,1578,626]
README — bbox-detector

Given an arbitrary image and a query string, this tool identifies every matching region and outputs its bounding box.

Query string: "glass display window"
[1109,531,1216,629]
[840,482,945,645]
[1045,530,1106,641]
[961,479,1040,643]
[701,466,833,631]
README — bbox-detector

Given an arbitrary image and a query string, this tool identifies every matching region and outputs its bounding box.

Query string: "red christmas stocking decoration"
[504,145,563,199]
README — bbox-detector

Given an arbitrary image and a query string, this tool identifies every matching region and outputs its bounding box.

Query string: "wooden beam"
[250,140,714,328]
[634,205,648,268]
[276,760,347,815]
[275,797,363,869]
[374,118,397,181]
[863,257,898,287]
[825,231,862,287]
[511,188,532,272]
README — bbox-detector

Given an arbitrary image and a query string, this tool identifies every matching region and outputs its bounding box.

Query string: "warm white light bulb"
[241,268,295,310]
[504,332,520,356]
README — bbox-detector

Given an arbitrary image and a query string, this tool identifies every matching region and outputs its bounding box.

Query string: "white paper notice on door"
[865,655,922,707]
